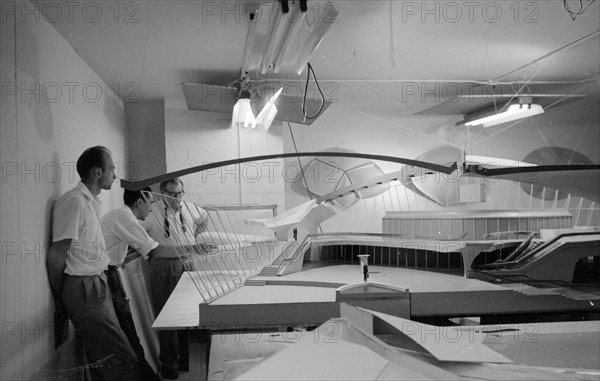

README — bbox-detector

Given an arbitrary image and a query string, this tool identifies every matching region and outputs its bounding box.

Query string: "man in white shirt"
[142,178,209,379]
[47,146,138,381]
[101,187,160,381]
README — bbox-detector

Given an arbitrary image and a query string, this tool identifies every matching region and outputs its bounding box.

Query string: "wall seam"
[14,1,24,378]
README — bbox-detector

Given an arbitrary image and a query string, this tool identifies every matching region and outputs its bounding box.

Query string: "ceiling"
[41,0,600,119]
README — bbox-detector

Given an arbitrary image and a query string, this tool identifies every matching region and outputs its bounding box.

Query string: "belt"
[64,272,105,278]
[150,256,182,262]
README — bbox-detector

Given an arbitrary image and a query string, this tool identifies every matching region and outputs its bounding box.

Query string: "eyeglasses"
[163,189,185,198]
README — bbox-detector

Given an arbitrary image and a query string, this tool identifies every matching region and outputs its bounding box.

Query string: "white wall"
[125,99,167,181]
[164,98,286,210]
[0,2,129,379]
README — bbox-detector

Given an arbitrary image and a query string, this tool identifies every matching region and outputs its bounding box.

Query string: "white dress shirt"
[52,181,109,276]
[142,199,208,248]
[101,206,159,266]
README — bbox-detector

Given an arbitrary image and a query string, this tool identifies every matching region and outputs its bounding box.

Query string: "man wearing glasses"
[142,178,209,379]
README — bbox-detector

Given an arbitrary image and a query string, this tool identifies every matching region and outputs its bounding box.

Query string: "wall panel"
[1,2,128,379]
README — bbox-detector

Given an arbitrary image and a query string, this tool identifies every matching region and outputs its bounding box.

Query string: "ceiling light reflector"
[461,102,544,128]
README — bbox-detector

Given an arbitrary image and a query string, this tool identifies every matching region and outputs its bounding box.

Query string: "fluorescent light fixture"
[289,3,338,75]
[231,87,283,130]
[466,155,537,168]
[461,102,544,128]
[243,1,338,76]
[261,5,302,74]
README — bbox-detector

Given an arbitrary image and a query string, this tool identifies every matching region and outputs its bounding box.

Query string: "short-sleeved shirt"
[52,182,109,276]
[101,206,159,266]
[142,199,208,248]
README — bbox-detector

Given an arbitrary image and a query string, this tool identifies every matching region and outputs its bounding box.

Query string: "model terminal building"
[2,1,599,380]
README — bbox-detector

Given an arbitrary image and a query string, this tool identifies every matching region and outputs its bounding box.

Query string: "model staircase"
[244,278,267,286]
[253,239,312,278]
[257,265,280,276]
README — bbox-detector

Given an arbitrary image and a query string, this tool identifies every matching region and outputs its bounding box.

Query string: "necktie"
[164,206,186,238]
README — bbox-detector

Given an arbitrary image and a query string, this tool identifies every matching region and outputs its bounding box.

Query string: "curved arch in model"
[120,152,459,191]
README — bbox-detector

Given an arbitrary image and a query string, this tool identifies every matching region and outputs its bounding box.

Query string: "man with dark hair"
[143,178,209,379]
[47,146,139,381]
[102,187,208,380]
[100,188,160,381]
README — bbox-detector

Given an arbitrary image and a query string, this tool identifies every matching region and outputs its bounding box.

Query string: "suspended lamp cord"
[286,121,313,201]
[286,120,323,233]
[563,0,597,20]
[301,62,326,120]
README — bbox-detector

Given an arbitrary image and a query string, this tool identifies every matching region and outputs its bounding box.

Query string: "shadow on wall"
[18,27,54,144]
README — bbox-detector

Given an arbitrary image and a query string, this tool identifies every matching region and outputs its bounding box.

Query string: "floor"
[165,336,209,381]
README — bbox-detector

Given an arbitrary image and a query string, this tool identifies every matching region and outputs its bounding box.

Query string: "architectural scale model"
[122,152,600,380]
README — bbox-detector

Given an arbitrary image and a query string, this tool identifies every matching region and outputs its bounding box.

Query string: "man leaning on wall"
[46,146,139,381]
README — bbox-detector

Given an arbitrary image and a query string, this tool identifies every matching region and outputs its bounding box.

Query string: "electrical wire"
[286,121,313,200]
[494,30,599,82]
[301,62,326,120]
[286,121,323,233]
[563,0,598,20]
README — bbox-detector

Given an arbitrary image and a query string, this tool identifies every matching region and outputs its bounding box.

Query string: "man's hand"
[54,302,69,327]
[53,303,69,348]
[54,302,68,320]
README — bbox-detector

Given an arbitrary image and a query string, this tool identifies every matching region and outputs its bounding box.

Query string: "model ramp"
[342,305,511,363]
[246,198,358,240]
[220,304,597,381]
[233,317,459,381]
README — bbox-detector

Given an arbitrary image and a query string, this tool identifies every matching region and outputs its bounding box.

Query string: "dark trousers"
[150,258,185,372]
[62,273,139,381]
[105,266,160,381]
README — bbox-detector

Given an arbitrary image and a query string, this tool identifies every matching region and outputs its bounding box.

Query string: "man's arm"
[192,205,209,236]
[47,239,71,347]
[148,243,216,259]
[46,239,70,306]
[148,245,189,259]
